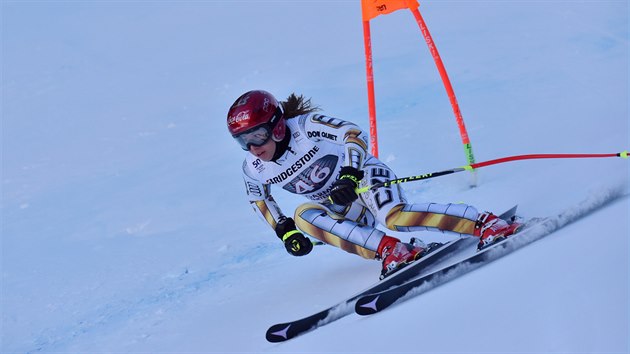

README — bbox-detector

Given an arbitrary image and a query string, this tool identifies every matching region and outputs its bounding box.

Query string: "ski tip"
[498,205,518,218]
[265,324,292,343]
[355,295,380,316]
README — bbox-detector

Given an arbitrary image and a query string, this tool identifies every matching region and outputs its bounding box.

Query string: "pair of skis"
[265,190,623,343]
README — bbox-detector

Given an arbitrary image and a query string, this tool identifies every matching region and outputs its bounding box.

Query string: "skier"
[227,90,521,278]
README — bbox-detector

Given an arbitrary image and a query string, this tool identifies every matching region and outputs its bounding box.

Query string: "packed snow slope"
[2,2,628,353]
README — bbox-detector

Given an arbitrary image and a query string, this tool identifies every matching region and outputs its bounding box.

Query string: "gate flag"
[362,0,420,21]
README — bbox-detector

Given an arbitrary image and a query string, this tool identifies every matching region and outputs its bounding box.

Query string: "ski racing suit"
[241,114,480,259]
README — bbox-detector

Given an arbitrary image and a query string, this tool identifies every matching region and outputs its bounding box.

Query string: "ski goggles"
[232,124,273,150]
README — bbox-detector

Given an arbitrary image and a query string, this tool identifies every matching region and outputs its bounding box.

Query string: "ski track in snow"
[28,242,280,353]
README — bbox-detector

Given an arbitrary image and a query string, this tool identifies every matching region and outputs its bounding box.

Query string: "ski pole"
[355,151,628,194]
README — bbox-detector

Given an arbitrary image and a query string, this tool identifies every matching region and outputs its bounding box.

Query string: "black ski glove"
[275,217,313,257]
[329,166,365,206]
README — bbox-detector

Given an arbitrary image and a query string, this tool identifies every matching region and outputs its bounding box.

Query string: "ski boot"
[474,211,522,251]
[377,236,427,280]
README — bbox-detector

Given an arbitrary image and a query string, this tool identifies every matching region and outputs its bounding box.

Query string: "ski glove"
[329,166,365,206]
[283,232,313,256]
[275,217,313,257]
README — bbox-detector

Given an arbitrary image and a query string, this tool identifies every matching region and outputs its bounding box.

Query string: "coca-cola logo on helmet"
[228,110,250,126]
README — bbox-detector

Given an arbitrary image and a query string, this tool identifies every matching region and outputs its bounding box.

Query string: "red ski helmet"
[227,90,286,150]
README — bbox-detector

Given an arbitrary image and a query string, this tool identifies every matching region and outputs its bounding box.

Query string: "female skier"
[227,90,520,278]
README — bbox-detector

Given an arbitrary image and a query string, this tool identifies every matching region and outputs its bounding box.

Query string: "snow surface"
[2,1,628,353]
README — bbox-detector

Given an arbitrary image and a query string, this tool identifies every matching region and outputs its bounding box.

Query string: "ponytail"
[281,93,320,119]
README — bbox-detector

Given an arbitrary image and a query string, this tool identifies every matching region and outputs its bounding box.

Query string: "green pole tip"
[620,150,629,159]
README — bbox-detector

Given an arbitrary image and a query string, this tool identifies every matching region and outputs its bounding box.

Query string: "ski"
[265,238,466,342]
[354,195,620,316]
